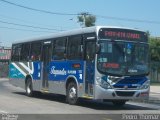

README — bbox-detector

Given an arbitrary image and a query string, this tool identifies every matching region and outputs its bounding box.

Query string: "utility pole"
[0,42,4,50]
[80,12,89,27]
[77,12,96,27]
[0,42,2,49]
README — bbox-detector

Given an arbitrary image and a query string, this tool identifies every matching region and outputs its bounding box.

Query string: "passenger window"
[11,44,22,61]
[67,35,82,60]
[52,37,66,60]
[30,42,41,61]
[20,43,30,61]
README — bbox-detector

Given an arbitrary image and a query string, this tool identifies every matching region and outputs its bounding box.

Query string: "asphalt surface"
[0,78,160,120]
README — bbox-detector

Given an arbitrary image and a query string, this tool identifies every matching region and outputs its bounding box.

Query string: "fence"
[149,61,160,83]
[0,47,11,78]
[0,62,9,78]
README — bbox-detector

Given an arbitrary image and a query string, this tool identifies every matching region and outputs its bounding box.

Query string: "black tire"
[112,100,126,106]
[25,78,34,97]
[66,82,78,105]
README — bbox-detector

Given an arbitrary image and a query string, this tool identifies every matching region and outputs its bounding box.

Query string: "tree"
[149,36,160,73]
[149,37,160,61]
[77,12,96,27]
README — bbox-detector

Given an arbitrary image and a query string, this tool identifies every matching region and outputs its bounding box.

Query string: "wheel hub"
[27,84,31,94]
[69,87,76,98]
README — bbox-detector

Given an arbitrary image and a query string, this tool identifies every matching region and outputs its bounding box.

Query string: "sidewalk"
[149,86,160,104]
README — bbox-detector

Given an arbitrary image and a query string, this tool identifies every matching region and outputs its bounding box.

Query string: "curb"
[0,78,9,80]
[132,98,160,105]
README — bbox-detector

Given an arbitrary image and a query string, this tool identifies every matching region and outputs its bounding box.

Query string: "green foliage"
[77,13,96,27]
[85,15,96,27]
[149,37,160,61]
[146,32,160,73]
[77,16,84,22]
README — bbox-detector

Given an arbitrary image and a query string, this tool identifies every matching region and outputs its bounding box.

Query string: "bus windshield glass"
[97,28,149,76]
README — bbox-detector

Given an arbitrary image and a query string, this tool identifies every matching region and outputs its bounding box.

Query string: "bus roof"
[12,26,145,44]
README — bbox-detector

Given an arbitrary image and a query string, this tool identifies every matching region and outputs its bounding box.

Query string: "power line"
[1,0,160,25]
[0,14,68,29]
[0,19,64,31]
[96,15,160,25]
[0,0,78,16]
[0,26,54,33]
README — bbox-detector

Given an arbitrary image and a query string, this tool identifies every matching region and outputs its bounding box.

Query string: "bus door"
[42,42,52,90]
[84,40,96,96]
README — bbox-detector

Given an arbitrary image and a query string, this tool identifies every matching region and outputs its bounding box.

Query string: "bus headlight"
[140,80,150,89]
[96,77,112,89]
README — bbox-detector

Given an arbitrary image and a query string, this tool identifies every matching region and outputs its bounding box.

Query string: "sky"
[0,0,160,47]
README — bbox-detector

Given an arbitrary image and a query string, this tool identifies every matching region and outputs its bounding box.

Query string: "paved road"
[0,78,160,120]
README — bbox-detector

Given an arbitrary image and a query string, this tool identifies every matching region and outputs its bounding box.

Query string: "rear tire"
[66,82,78,105]
[25,78,34,97]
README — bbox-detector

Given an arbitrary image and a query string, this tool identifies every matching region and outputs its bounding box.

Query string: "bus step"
[41,88,49,93]
[82,94,93,99]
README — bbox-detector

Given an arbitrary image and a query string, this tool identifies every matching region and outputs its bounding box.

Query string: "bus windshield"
[97,40,149,76]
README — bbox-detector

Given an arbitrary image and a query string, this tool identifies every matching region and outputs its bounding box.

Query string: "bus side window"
[52,37,66,60]
[67,35,82,60]
[11,44,22,61]
[20,43,30,61]
[30,42,41,61]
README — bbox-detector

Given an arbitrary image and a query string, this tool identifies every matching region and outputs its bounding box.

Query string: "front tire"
[66,82,78,105]
[25,78,34,97]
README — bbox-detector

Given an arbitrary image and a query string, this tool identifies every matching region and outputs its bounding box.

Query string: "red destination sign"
[98,28,147,42]
[105,31,140,39]
[103,63,119,69]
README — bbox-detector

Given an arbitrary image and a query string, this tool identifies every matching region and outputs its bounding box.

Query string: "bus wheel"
[25,78,33,97]
[66,82,78,105]
[112,100,126,106]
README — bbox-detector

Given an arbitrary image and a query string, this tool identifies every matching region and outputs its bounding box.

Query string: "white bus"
[9,26,150,106]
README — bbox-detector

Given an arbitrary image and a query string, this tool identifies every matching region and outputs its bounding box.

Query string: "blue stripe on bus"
[10,61,84,84]
[113,76,147,88]
[49,61,84,83]
[32,61,41,80]
[9,63,25,79]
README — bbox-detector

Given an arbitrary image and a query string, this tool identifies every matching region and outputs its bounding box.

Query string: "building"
[0,47,11,77]
[0,47,11,64]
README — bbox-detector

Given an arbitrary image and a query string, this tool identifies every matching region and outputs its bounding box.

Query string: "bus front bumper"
[94,85,149,100]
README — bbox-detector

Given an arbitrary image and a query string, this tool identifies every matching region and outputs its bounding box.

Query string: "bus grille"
[113,85,137,89]
[116,91,135,97]
[113,78,146,89]
[117,79,141,84]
